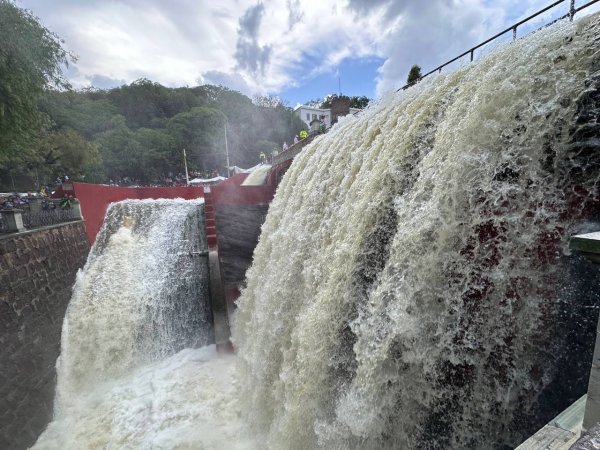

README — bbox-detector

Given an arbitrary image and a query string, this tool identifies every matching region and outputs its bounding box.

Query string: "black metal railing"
[0,199,80,233]
[21,206,76,229]
[398,0,600,91]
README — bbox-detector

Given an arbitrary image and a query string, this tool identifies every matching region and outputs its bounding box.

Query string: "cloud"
[89,74,128,89]
[234,3,272,76]
[238,2,264,38]
[287,0,304,30]
[200,70,255,97]
[17,0,570,99]
[342,0,559,95]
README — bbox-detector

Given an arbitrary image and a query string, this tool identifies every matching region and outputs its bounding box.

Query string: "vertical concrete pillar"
[71,199,83,220]
[1,209,26,232]
[28,198,44,214]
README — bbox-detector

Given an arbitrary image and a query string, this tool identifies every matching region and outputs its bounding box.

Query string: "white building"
[294,105,332,129]
[294,104,363,130]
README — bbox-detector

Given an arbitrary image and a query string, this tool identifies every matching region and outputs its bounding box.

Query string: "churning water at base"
[35,13,600,450]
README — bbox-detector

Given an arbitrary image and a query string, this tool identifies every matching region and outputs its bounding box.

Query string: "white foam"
[34,346,259,449]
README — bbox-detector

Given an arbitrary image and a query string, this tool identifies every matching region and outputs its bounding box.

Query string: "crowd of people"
[0,191,73,211]
[0,193,31,210]
[107,170,223,187]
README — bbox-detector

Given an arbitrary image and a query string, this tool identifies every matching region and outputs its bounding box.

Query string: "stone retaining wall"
[0,221,89,450]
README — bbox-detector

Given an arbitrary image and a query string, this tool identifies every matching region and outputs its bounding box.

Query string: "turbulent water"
[34,199,218,448]
[234,14,600,450]
[33,13,600,450]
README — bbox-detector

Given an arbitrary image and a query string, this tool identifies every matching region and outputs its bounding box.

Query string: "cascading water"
[32,199,236,448]
[234,13,600,450]
[32,13,600,450]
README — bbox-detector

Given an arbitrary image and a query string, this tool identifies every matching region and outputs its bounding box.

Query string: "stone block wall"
[0,221,90,450]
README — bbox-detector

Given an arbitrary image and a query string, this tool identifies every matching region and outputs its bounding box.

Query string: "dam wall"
[58,182,204,244]
[0,221,90,450]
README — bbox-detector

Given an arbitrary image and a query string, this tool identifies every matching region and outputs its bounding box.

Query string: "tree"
[349,95,370,109]
[0,0,71,165]
[35,129,101,181]
[133,128,178,176]
[320,94,370,109]
[167,107,224,172]
[407,65,422,84]
[39,91,119,138]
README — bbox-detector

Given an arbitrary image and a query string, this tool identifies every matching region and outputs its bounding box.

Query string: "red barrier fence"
[65,182,204,244]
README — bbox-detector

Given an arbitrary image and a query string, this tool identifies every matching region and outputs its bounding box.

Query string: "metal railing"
[21,205,76,229]
[398,0,600,91]
[0,199,81,233]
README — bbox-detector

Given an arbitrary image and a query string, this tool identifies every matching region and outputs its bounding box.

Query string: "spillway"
[33,199,227,448]
[234,13,600,450]
[34,12,600,450]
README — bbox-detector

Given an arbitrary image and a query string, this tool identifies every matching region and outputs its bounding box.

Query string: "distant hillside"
[1,80,306,190]
[38,80,305,183]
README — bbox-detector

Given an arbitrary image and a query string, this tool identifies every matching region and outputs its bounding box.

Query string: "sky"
[16,0,599,106]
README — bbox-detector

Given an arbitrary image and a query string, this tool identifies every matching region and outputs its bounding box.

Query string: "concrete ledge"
[516,395,586,449]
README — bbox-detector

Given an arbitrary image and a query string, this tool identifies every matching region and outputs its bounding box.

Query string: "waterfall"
[233,13,600,449]
[32,199,241,449]
[32,13,600,450]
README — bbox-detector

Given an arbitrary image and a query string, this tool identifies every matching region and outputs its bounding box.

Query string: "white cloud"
[17,0,578,97]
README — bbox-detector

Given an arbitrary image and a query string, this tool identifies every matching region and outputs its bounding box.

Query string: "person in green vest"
[59,194,72,209]
[299,129,308,139]
[259,151,267,164]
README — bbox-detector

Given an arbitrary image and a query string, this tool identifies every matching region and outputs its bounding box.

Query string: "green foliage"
[167,106,224,171]
[16,80,322,184]
[35,129,101,181]
[106,78,201,129]
[0,0,71,164]
[319,94,370,109]
[407,64,422,84]
[39,90,119,138]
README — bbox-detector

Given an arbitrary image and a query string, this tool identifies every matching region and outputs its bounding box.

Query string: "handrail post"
[570,0,576,21]
[470,49,474,62]
[28,198,44,214]
[71,199,83,220]
[512,25,517,41]
[1,209,26,232]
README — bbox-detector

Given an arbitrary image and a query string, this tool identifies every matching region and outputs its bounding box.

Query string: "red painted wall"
[211,173,275,206]
[68,173,275,244]
[70,182,204,244]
